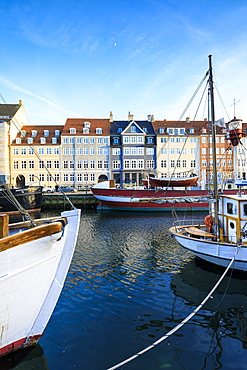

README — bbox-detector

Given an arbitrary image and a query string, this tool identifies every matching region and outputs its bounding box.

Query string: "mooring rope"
[107,244,241,370]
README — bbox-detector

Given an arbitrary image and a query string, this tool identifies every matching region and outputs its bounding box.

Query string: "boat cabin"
[216,190,247,244]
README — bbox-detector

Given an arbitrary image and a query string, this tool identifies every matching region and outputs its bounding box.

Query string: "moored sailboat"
[170,55,247,271]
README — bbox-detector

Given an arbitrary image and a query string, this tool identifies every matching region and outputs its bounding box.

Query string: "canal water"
[2,210,247,369]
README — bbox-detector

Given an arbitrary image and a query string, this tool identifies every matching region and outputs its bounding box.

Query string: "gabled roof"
[110,120,156,135]
[62,118,110,135]
[12,125,64,145]
[0,104,21,121]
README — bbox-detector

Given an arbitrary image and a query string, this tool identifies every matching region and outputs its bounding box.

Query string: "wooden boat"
[170,55,247,271]
[144,174,198,188]
[0,190,80,356]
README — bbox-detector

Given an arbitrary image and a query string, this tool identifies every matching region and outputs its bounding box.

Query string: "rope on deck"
[107,243,242,370]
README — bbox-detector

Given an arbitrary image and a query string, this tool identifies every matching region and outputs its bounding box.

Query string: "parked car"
[42,187,54,193]
[58,186,77,193]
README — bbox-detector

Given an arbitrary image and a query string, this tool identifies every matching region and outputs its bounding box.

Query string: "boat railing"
[173,219,205,229]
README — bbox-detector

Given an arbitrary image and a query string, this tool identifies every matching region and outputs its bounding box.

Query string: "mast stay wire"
[107,244,241,370]
[0,94,76,210]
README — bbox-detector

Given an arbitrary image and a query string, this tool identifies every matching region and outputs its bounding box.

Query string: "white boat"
[0,207,80,356]
[170,55,247,272]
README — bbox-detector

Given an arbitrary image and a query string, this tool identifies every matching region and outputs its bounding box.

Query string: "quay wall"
[43,192,98,209]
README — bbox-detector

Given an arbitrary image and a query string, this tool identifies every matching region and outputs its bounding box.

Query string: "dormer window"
[27,137,33,144]
[131,126,137,133]
[55,130,60,137]
[52,137,57,144]
[40,137,46,144]
[159,128,165,133]
[44,130,49,137]
[113,137,120,144]
[16,137,21,144]
[117,127,122,133]
[96,128,102,134]
[189,128,194,134]
[147,137,154,144]
[168,128,173,134]
[83,128,89,134]
[84,121,90,128]
[70,127,76,134]
[143,127,148,133]
[202,128,207,134]
[32,130,37,137]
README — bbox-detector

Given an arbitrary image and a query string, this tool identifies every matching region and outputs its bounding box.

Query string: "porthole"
[230,222,235,229]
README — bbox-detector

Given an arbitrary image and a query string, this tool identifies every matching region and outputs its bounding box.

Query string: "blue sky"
[0,0,247,125]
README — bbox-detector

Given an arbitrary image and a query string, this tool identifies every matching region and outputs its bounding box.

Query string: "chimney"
[186,117,190,122]
[19,100,23,106]
[128,111,134,121]
[109,111,113,123]
[147,115,154,122]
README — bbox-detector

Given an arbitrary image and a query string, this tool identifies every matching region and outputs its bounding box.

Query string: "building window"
[83,138,88,144]
[90,160,95,169]
[70,138,74,144]
[202,160,207,167]
[70,174,75,182]
[77,160,82,169]
[63,161,68,169]
[113,148,120,155]
[96,128,103,134]
[124,160,130,169]
[83,160,89,169]
[104,161,108,169]
[90,148,95,155]
[146,160,154,169]
[124,147,130,155]
[40,138,46,144]
[21,161,27,169]
[138,159,144,169]
[21,148,26,155]
[77,138,82,144]
[98,160,103,169]
[84,173,89,181]
[171,160,175,167]
[104,138,108,144]
[90,138,95,144]
[29,148,34,155]
[70,148,74,155]
[138,148,144,155]
[97,148,102,155]
[112,160,120,169]
[161,148,166,154]
[161,160,167,168]
[54,174,60,182]
[98,138,102,144]
[38,148,44,155]
[54,148,59,154]
[39,174,44,182]
[83,128,89,134]
[83,148,88,155]
[39,160,44,169]
[77,174,82,182]
[130,136,136,143]
[146,148,154,155]
[131,159,137,169]
[54,161,59,169]
[64,174,68,182]
[90,174,95,181]
[191,160,196,168]
[14,161,18,169]
[29,161,34,169]
[63,148,68,155]
[147,137,154,144]
[69,161,74,169]
[123,136,129,144]
[182,160,187,168]
[46,148,52,155]
[160,137,167,143]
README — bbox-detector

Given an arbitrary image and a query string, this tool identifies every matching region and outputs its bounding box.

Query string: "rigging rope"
[107,244,241,370]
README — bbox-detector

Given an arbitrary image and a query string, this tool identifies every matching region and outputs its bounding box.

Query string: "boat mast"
[208,55,219,227]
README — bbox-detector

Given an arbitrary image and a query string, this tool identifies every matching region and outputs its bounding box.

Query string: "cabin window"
[227,203,233,214]
[243,204,247,216]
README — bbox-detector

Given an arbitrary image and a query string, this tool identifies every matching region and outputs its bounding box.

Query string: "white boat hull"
[172,232,247,271]
[0,208,80,356]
